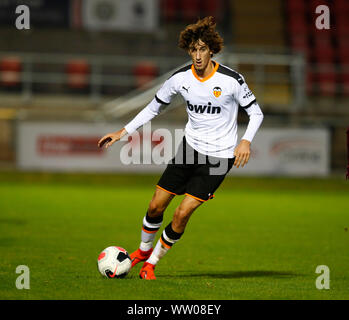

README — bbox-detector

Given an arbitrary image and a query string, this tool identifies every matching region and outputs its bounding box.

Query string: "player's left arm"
[234,102,264,168]
[233,74,264,168]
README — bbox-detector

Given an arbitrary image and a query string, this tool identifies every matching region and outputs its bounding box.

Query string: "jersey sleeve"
[241,101,264,142]
[155,74,180,105]
[124,74,181,135]
[124,98,165,135]
[235,74,257,109]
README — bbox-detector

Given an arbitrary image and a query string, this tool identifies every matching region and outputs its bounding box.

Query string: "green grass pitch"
[0,171,348,300]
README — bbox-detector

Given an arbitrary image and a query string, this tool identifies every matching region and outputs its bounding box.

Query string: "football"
[97,246,132,278]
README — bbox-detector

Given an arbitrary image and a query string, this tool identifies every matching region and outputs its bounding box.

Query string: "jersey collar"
[191,61,219,82]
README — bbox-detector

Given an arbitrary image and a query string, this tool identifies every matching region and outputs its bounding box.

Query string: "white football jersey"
[154,61,260,158]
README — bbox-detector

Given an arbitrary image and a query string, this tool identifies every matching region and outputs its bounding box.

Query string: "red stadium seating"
[286,0,306,13]
[286,0,348,96]
[290,35,311,61]
[337,36,349,48]
[313,33,332,47]
[334,0,349,14]
[306,69,316,95]
[314,46,335,64]
[288,15,308,34]
[341,69,349,95]
[161,0,223,23]
[65,59,90,89]
[160,0,178,22]
[180,0,201,22]
[308,0,329,13]
[133,62,158,89]
[0,57,22,87]
[336,17,349,37]
[317,64,337,96]
[335,11,349,23]
[202,0,222,22]
[339,47,349,64]
[290,34,308,50]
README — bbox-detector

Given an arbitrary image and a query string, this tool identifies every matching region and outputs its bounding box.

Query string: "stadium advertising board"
[17,122,330,176]
[81,0,159,32]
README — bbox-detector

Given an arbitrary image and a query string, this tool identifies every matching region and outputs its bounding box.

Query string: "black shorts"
[157,137,234,202]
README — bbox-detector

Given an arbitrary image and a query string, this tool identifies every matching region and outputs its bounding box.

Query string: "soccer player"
[98,17,264,280]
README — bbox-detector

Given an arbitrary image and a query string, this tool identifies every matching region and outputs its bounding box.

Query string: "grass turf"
[0,171,348,300]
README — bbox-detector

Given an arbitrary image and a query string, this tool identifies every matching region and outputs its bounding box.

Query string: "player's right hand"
[98,128,127,149]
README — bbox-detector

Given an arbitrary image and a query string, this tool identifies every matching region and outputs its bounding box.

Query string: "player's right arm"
[98,74,179,149]
[98,97,167,149]
[98,128,127,149]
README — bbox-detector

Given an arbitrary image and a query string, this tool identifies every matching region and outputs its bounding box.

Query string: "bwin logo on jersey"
[186,101,221,114]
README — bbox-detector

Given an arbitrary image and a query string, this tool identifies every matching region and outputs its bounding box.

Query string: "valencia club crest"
[213,86,222,98]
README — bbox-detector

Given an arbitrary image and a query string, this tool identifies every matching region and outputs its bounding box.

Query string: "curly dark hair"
[178,16,224,55]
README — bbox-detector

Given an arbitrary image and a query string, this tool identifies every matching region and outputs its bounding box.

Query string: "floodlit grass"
[0,171,348,300]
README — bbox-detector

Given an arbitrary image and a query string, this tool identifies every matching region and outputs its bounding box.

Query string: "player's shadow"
[162,270,301,279]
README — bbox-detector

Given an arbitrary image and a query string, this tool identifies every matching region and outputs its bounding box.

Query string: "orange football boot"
[130,248,153,268]
[139,262,156,280]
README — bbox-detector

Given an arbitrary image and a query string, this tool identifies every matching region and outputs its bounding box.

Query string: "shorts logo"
[213,86,222,98]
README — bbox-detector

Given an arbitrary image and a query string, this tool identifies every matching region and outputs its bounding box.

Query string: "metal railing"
[0,50,306,111]
[102,50,306,118]
[0,52,186,103]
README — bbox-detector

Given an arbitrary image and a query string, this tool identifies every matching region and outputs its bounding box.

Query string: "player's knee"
[148,200,166,217]
[173,207,191,224]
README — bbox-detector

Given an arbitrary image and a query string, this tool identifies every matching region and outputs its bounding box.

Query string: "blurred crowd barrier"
[16,121,329,176]
[0,50,304,110]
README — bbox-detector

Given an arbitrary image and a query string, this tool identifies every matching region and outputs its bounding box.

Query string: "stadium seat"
[160,0,178,22]
[338,47,349,64]
[202,0,222,22]
[290,35,311,61]
[65,59,90,90]
[336,18,349,37]
[334,0,349,14]
[337,37,349,52]
[0,57,22,87]
[314,46,335,63]
[286,0,306,13]
[133,62,158,89]
[335,10,349,23]
[313,33,332,47]
[180,0,201,22]
[288,15,308,34]
[306,68,317,95]
[316,64,337,96]
[286,0,345,97]
[308,0,329,13]
[290,34,308,50]
[341,70,349,96]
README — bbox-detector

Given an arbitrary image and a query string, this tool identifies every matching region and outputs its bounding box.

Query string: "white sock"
[146,222,183,266]
[139,213,162,252]
[146,239,169,265]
